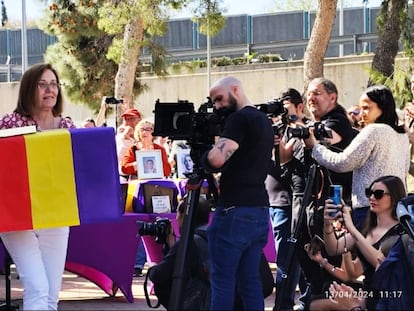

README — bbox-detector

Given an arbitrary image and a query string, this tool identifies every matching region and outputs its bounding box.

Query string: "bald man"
[202,76,274,310]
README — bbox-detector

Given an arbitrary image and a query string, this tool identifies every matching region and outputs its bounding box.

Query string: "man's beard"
[220,93,238,118]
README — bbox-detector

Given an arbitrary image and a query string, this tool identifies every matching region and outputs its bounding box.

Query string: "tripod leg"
[0,249,19,311]
[168,176,203,310]
[273,164,317,311]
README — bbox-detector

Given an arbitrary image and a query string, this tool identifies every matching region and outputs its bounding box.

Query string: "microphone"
[396,201,414,241]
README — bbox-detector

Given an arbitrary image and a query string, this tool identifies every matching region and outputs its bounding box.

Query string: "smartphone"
[310,235,325,255]
[329,185,342,217]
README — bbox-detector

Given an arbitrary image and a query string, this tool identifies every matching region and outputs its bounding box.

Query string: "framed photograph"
[177,148,194,178]
[136,150,164,179]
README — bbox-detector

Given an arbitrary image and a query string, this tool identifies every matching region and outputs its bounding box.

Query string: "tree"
[303,0,338,88]
[39,0,185,114]
[368,0,406,86]
[39,0,120,112]
[1,0,7,27]
[367,0,414,107]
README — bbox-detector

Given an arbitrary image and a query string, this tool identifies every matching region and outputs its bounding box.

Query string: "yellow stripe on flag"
[25,130,80,228]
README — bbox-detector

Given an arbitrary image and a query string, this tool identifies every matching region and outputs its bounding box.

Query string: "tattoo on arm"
[216,138,235,161]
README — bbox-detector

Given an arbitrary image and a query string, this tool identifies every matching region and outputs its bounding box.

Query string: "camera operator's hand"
[303,126,317,149]
[165,223,176,249]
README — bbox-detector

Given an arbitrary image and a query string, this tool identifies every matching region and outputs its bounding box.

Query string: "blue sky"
[6,0,383,22]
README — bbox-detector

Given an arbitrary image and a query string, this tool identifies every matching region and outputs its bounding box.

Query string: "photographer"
[202,76,274,310]
[267,88,310,310]
[304,77,356,206]
[148,197,211,309]
[281,78,356,306]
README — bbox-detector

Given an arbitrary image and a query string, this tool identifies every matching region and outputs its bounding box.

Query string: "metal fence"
[0,6,382,82]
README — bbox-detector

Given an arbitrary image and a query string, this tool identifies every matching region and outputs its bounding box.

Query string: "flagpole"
[21,0,28,73]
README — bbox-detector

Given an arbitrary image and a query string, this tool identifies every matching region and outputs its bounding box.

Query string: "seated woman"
[121,119,171,178]
[323,175,407,310]
[304,229,363,310]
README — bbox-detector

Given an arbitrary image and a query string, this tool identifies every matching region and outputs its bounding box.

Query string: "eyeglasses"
[140,127,153,132]
[364,188,390,200]
[38,81,60,90]
[348,110,360,116]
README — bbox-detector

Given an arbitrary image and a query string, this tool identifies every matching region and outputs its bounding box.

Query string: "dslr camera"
[255,98,290,136]
[105,97,123,104]
[255,98,286,116]
[138,218,171,245]
[286,121,332,141]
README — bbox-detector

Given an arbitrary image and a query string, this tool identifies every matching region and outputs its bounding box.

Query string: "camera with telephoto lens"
[286,121,333,141]
[255,97,290,136]
[138,218,171,244]
[105,97,124,104]
[255,98,286,116]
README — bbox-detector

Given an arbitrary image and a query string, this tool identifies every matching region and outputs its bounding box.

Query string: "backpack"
[144,227,211,310]
[371,234,414,310]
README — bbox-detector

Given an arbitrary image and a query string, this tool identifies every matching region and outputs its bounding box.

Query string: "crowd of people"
[3,62,414,310]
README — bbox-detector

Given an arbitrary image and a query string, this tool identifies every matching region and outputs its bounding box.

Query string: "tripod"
[168,164,217,310]
[0,247,18,311]
[273,162,328,311]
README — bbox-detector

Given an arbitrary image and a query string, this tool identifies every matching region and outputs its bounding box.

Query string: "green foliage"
[190,0,226,37]
[368,0,414,108]
[39,0,120,112]
[368,66,413,109]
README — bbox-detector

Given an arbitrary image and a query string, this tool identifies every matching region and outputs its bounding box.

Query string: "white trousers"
[1,227,69,310]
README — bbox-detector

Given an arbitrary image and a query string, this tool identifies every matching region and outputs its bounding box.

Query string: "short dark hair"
[280,88,303,106]
[178,196,210,227]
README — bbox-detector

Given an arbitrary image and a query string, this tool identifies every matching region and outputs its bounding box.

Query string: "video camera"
[138,218,171,245]
[153,98,222,147]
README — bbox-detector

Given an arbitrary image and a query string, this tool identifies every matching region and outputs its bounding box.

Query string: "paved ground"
[0,265,278,310]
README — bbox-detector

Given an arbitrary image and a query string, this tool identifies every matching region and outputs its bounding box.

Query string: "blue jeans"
[208,206,269,310]
[135,238,146,269]
[269,207,302,310]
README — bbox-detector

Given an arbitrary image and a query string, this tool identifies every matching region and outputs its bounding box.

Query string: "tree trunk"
[303,0,338,90]
[368,0,405,86]
[114,17,144,120]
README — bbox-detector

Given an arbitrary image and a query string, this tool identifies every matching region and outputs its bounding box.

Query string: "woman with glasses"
[323,175,407,310]
[0,63,75,310]
[120,119,171,178]
[304,85,410,229]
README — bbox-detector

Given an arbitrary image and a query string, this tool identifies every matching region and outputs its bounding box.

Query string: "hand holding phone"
[329,185,342,217]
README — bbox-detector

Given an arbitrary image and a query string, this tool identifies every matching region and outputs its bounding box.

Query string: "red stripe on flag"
[0,135,33,231]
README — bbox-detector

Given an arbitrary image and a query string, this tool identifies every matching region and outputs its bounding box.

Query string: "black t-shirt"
[218,106,274,207]
[320,105,356,204]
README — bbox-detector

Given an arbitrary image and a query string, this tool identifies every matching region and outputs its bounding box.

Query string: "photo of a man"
[182,153,194,174]
[143,157,157,174]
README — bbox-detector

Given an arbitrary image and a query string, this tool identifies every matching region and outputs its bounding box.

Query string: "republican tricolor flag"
[0,127,122,232]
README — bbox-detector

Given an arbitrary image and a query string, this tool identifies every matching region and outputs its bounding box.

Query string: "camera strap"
[143,266,161,308]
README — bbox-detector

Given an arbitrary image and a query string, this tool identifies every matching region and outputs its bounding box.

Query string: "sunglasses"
[364,188,390,200]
